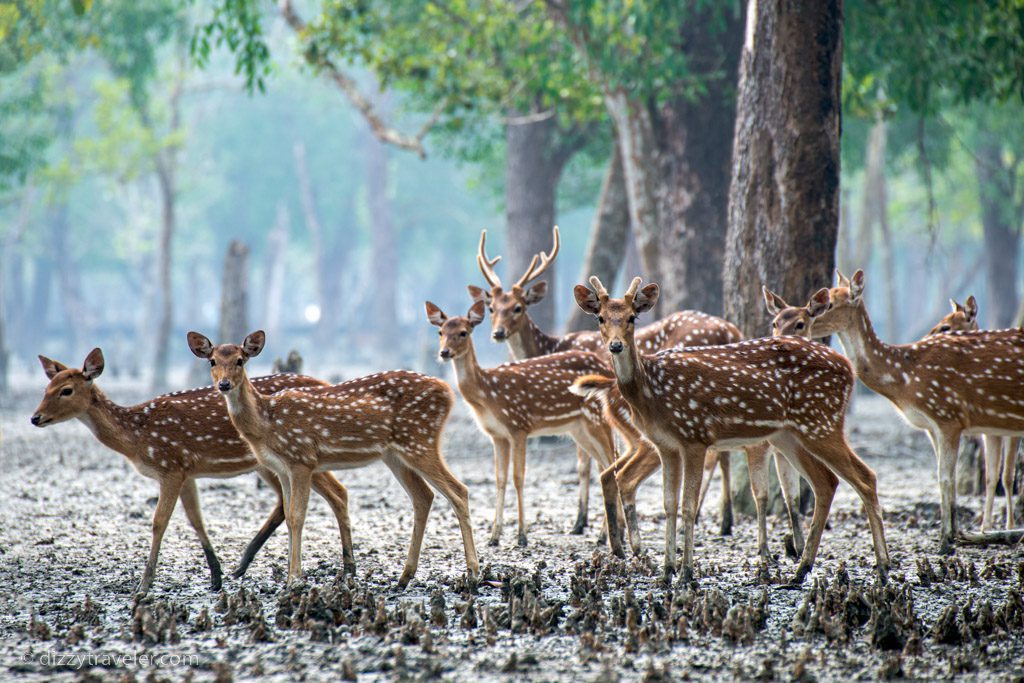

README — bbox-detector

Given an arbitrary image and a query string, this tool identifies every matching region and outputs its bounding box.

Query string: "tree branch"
[279,0,435,159]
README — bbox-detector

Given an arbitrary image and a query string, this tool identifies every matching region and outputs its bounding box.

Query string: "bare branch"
[279,0,435,159]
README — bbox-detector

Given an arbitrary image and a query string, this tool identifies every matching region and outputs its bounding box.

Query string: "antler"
[477,230,503,289]
[588,275,610,302]
[623,276,643,304]
[513,226,560,290]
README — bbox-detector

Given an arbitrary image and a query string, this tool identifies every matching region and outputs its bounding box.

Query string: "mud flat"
[1,383,1022,681]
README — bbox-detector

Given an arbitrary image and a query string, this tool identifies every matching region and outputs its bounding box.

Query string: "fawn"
[187,330,478,586]
[573,277,890,585]
[31,348,355,594]
[425,300,623,552]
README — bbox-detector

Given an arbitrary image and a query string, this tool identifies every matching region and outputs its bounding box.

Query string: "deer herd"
[29,227,1023,596]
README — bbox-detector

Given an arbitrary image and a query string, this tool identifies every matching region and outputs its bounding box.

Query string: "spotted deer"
[772,287,1020,535]
[30,349,355,594]
[425,300,623,552]
[469,226,749,540]
[573,277,890,585]
[785,269,1024,552]
[187,331,478,586]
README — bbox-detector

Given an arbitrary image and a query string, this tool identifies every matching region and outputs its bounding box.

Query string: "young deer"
[187,331,478,586]
[469,226,748,539]
[773,288,1020,535]
[786,270,1024,552]
[573,277,890,586]
[425,300,623,552]
[30,349,355,594]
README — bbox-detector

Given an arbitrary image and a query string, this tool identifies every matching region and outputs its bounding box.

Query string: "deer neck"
[450,341,488,403]
[507,315,559,360]
[834,301,905,393]
[80,387,138,456]
[608,341,651,407]
[222,374,270,443]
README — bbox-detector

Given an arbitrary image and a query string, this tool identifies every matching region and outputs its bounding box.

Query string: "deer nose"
[492,328,508,341]
[217,379,232,392]
[439,348,452,360]
[30,414,42,426]
[608,340,624,354]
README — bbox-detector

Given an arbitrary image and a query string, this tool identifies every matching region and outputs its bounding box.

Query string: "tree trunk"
[366,120,398,351]
[150,158,176,393]
[505,112,576,330]
[723,0,843,339]
[975,139,1022,329]
[565,143,630,332]
[51,201,87,358]
[263,202,290,341]
[219,240,250,344]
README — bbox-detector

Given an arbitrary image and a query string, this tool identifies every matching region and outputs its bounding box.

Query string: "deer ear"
[467,300,486,326]
[964,295,978,323]
[573,285,601,315]
[633,283,660,314]
[523,281,547,305]
[762,286,788,316]
[835,268,850,288]
[242,331,266,358]
[187,331,215,359]
[807,288,831,318]
[849,270,865,300]
[467,285,491,305]
[38,355,68,380]
[425,301,447,327]
[949,298,962,314]
[82,348,105,381]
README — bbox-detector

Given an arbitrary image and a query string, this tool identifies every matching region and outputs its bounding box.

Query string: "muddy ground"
[1,379,1022,682]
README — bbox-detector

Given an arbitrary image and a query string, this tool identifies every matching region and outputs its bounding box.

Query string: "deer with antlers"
[472,226,804,555]
[425,300,624,551]
[573,277,890,586]
[30,349,355,594]
[187,331,478,586]
[775,270,1024,552]
[770,287,1021,537]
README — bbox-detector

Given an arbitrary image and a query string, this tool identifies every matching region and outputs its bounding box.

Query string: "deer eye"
[60,387,73,397]
[940,325,950,332]
[513,305,523,313]
[236,358,244,367]
[795,321,805,331]
[628,315,637,324]
[597,316,605,324]
[460,331,468,337]
[209,360,216,367]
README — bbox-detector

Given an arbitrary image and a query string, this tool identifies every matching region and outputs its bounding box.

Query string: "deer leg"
[775,449,806,559]
[678,446,706,587]
[660,447,683,584]
[571,446,591,534]
[611,440,660,555]
[179,478,223,591]
[489,437,511,546]
[771,439,838,586]
[311,473,356,575]
[931,427,962,555]
[982,435,1001,532]
[285,466,313,584]
[137,476,184,595]
[1004,437,1020,529]
[232,467,286,579]
[695,450,718,523]
[719,451,734,536]
[578,425,623,554]
[512,437,529,547]
[744,443,771,565]
[804,434,890,583]
[384,456,435,588]
[412,451,479,582]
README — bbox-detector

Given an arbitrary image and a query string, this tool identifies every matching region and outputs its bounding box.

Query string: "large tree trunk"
[505,112,576,330]
[51,201,87,358]
[150,158,176,393]
[858,118,897,339]
[975,139,1022,329]
[219,240,250,344]
[565,143,630,332]
[723,0,843,339]
[366,120,398,352]
[263,202,290,341]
